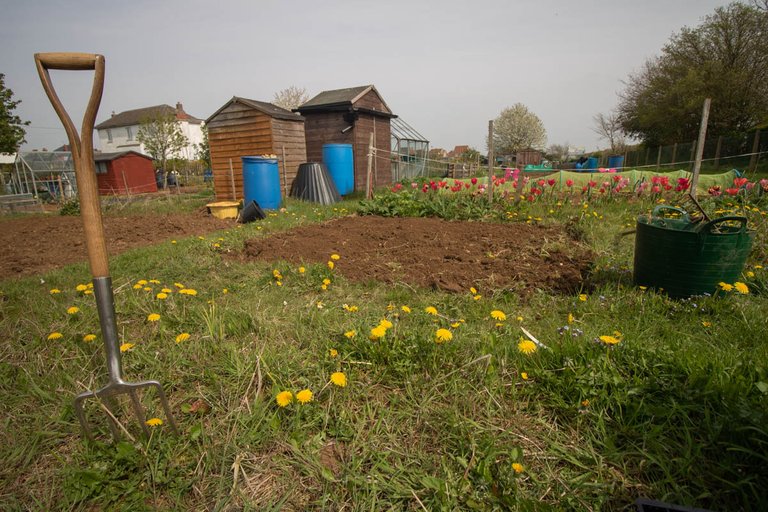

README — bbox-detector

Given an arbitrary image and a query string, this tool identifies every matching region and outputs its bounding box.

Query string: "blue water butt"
[586,157,599,170]
[322,144,354,195]
[242,156,281,210]
[607,155,625,169]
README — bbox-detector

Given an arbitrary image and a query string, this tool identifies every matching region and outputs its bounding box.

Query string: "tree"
[490,103,547,155]
[617,2,768,145]
[137,112,188,188]
[546,143,570,162]
[459,147,481,163]
[592,112,627,154]
[195,125,211,169]
[0,74,30,154]
[272,86,310,110]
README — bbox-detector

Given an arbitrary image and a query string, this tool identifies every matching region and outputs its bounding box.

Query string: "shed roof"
[205,97,304,124]
[96,103,202,130]
[298,85,393,114]
[94,151,153,162]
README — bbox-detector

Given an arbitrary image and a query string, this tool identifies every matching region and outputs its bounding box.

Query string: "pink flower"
[588,181,597,188]
[537,179,546,187]
[725,188,739,196]
[566,179,574,187]
[547,179,556,187]
[471,177,478,185]
[708,185,721,196]
[760,179,768,192]
[734,177,748,187]
[411,182,418,189]
[652,185,661,194]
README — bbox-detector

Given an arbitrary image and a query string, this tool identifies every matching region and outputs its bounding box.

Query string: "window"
[126,126,133,140]
[96,161,108,174]
[106,129,113,143]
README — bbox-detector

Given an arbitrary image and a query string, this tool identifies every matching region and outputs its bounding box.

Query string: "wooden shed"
[94,151,157,195]
[296,85,395,192]
[206,97,307,201]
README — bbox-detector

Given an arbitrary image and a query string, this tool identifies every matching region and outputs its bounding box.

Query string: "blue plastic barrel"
[242,156,281,210]
[607,155,624,169]
[322,144,354,195]
[586,157,599,170]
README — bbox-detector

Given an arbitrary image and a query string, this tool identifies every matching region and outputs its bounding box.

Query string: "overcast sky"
[2,0,731,154]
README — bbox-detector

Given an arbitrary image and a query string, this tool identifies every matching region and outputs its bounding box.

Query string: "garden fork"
[35,53,179,441]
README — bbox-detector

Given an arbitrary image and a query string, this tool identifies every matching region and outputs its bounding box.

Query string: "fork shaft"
[93,277,124,384]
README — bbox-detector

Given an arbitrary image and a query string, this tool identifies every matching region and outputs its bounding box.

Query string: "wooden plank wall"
[208,103,272,201]
[354,114,392,189]
[303,112,354,183]
[271,118,307,197]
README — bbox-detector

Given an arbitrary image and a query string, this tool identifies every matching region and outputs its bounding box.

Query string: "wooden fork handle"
[34,52,110,278]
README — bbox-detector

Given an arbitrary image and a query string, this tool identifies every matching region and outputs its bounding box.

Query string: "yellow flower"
[296,389,313,404]
[512,462,524,474]
[567,313,574,324]
[451,322,461,328]
[330,372,347,387]
[145,418,163,427]
[222,288,228,294]
[702,321,712,328]
[180,288,198,296]
[47,332,63,341]
[490,310,506,321]
[213,243,221,248]
[272,269,282,279]
[147,313,161,322]
[370,325,387,339]
[320,284,327,291]
[175,332,190,343]
[424,306,438,316]
[470,287,477,295]
[84,290,93,295]
[156,292,168,300]
[50,288,61,294]
[581,399,590,407]
[276,281,283,287]
[149,279,161,284]
[344,330,357,338]
[330,254,340,261]
[579,294,588,301]
[133,284,143,290]
[298,266,306,274]
[76,284,89,292]
[401,305,411,313]
[734,282,749,294]
[718,282,733,292]
[327,261,335,270]
[435,328,453,343]
[137,280,148,286]
[329,348,339,358]
[174,282,185,289]
[516,316,524,322]
[276,391,293,407]
[473,294,482,300]
[83,334,96,342]
[521,372,528,380]
[379,318,393,329]
[120,343,135,352]
[171,240,177,244]
[599,335,621,345]
[343,304,358,312]
[67,306,80,315]
[143,287,152,292]
[322,278,331,285]
[746,271,755,278]
[518,339,537,355]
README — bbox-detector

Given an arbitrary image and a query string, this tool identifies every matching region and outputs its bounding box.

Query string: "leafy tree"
[137,112,188,188]
[546,143,570,162]
[490,103,547,155]
[592,112,627,154]
[460,147,481,163]
[195,125,211,169]
[0,74,30,153]
[618,2,768,145]
[272,86,309,110]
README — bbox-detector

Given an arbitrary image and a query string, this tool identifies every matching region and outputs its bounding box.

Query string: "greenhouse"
[390,117,429,181]
[4,151,76,200]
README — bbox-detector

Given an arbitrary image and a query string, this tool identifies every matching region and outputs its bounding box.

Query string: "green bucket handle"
[696,216,748,235]
[651,205,690,220]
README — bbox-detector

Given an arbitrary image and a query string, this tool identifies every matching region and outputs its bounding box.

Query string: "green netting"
[531,169,738,194]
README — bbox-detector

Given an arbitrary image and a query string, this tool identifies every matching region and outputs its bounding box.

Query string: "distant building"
[95,102,203,160]
[94,151,157,195]
[448,145,469,158]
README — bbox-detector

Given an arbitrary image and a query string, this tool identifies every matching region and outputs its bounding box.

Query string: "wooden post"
[749,129,761,173]
[713,135,723,169]
[228,158,236,201]
[690,98,711,195]
[671,143,678,168]
[57,174,64,202]
[656,146,662,170]
[366,132,375,199]
[281,145,288,198]
[487,120,494,202]
[121,169,130,196]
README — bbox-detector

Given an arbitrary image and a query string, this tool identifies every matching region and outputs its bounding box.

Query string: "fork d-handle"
[34,52,109,278]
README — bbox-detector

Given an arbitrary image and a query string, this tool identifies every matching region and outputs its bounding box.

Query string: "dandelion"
[579,294,588,301]
[272,269,282,280]
[329,348,338,358]
[370,325,387,339]
[181,288,198,296]
[298,266,305,274]
[171,240,177,244]
[599,335,621,345]
[145,418,163,427]
[567,313,574,324]
[296,389,313,404]
[137,280,148,286]
[143,287,152,292]
[322,278,331,286]
[518,339,537,355]
[401,305,411,313]
[276,281,283,287]
[76,284,89,292]
[83,334,96,342]
[156,292,168,300]
[424,306,438,316]
[330,254,340,261]
[133,284,143,290]
[147,313,161,322]
[276,391,293,407]
[149,279,161,284]
[174,282,185,289]
[47,332,63,341]
[379,318,393,329]
[702,321,712,328]
[320,284,327,291]
[746,271,755,278]
[327,261,335,270]
[67,306,80,315]
[516,316,524,322]
[343,304,359,312]
[450,322,461,328]
[222,288,228,294]
[344,330,357,338]
[521,372,528,380]
[473,294,482,300]
[512,462,524,474]
[330,372,347,387]
[581,399,590,407]
[120,343,135,352]
[435,328,453,343]
[470,287,477,295]
[175,332,190,343]
[718,282,734,292]
[490,310,506,321]
[734,282,749,294]
[50,288,61,294]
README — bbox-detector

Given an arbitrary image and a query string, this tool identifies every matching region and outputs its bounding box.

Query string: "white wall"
[97,121,203,161]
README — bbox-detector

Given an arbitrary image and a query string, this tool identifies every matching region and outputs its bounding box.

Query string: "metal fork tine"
[74,392,95,442]
[145,381,180,435]
[129,390,150,437]
[104,397,121,441]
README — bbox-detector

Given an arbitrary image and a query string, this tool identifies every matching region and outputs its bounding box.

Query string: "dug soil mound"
[243,216,593,294]
[0,213,231,280]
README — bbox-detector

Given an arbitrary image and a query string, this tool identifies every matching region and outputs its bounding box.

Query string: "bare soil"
[244,216,593,294]
[0,212,231,279]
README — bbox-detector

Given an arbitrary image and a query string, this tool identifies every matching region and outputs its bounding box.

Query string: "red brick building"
[94,151,157,195]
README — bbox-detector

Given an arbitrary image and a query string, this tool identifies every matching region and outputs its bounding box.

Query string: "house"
[205,97,307,201]
[296,85,395,192]
[95,102,203,160]
[94,151,157,195]
[448,145,469,159]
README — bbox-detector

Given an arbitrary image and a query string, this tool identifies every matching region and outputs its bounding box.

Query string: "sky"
[2,0,732,154]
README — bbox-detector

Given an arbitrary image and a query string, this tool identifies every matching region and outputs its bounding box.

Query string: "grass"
[0,186,767,511]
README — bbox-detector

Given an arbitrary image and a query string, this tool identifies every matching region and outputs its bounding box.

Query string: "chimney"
[176,102,184,112]
[111,111,115,117]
